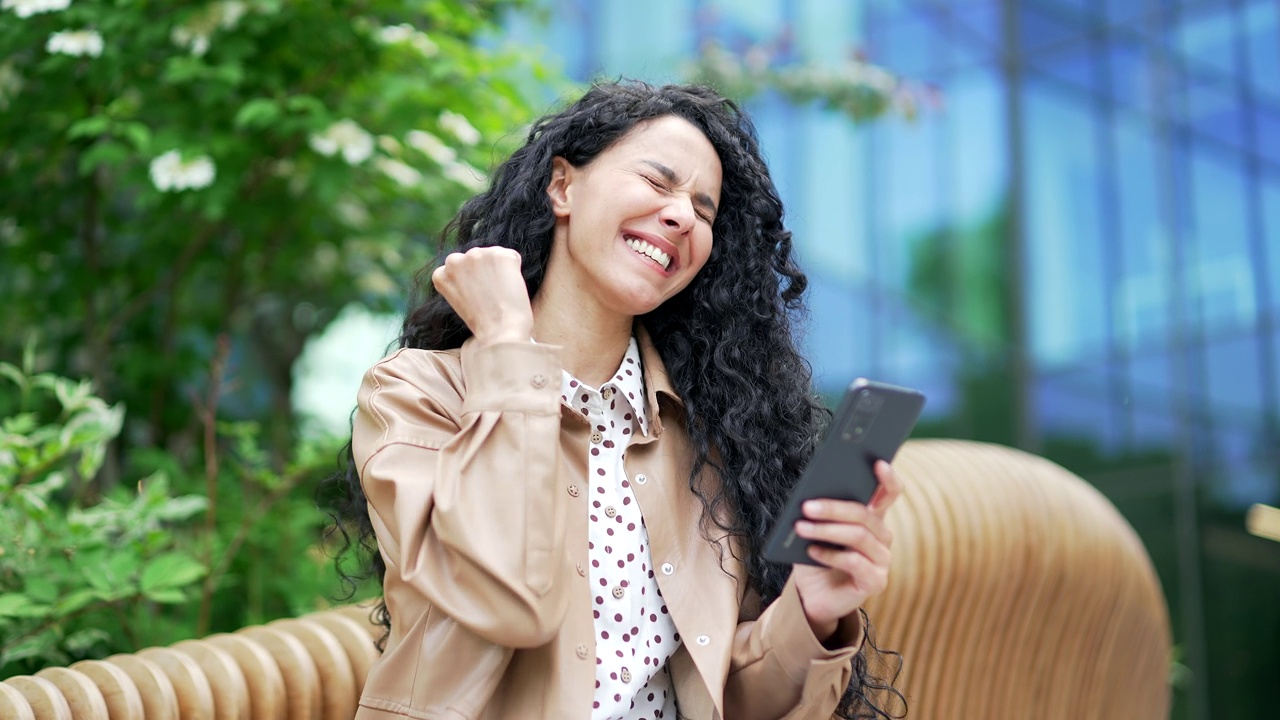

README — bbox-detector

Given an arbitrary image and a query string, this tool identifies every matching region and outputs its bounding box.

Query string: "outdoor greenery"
[0,0,916,679]
[0,0,566,675]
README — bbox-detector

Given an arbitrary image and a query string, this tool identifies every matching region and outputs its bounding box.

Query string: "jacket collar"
[635,323,682,438]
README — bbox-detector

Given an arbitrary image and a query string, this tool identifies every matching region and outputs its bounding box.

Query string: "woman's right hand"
[431,247,534,347]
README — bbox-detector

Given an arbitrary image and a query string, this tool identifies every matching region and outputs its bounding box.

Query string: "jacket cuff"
[460,341,562,415]
[767,575,865,684]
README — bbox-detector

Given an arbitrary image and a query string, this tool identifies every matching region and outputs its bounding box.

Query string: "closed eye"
[642,173,713,224]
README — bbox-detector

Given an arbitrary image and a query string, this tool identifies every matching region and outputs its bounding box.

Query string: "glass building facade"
[508,1,1280,717]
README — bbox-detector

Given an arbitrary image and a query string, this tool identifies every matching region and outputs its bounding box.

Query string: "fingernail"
[803,500,822,514]
[796,520,812,533]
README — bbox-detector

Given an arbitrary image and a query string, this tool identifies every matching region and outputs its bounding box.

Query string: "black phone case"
[762,379,925,566]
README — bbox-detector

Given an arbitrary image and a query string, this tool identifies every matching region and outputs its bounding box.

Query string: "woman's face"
[545,115,723,318]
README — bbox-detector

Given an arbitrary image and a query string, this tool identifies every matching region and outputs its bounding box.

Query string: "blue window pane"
[1243,0,1280,102]
[882,115,946,294]
[1113,113,1172,351]
[703,0,783,44]
[1024,81,1109,367]
[1108,39,1157,115]
[1035,370,1125,458]
[1104,0,1148,27]
[1126,349,1179,453]
[1264,175,1280,314]
[1171,3,1239,78]
[947,69,1009,223]
[793,110,870,284]
[950,1,1001,50]
[804,272,876,394]
[1019,2,1089,53]
[795,0,861,63]
[1186,149,1256,331]
[1254,105,1280,166]
[1033,42,1103,96]
[599,0,693,77]
[1184,73,1248,149]
[867,8,949,80]
[1203,334,1267,420]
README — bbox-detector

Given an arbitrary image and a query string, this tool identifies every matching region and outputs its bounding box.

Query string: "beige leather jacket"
[351,329,864,720]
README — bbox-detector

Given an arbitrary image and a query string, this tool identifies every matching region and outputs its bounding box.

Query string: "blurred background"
[1,1,1276,718]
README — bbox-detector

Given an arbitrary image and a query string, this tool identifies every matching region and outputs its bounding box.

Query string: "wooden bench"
[0,440,1172,719]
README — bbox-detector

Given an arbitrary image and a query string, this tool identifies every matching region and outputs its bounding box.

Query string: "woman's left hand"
[790,460,902,642]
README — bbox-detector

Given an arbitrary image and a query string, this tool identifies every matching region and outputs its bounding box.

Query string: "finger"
[806,546,889,591]
[868,460,902,516]
[798,501,893,546]
[795,521,891,565]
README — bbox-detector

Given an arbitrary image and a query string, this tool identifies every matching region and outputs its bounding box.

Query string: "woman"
[332,81,904,719]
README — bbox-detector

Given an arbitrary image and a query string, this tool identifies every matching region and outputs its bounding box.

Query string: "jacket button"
[567,485,579,497]
[634,473,647,485]
[575,644,589,659]
[604,506,617,518]
[696,635,710,646]
[531,373,547,388]
[612,586,625,599]
[660,563,674,576]
[590,431,603,444]
[620,668,632,683]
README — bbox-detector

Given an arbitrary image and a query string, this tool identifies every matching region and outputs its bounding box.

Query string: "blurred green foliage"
[0,0,566,673]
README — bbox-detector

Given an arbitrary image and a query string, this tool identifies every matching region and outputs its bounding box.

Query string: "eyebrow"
[643,160,718,218]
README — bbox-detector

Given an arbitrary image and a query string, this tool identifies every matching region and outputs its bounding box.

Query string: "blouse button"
[567,485,579,497]
[590,431,603,444]
[634,473,647,485]
[575,644,589,659]
[696,635,710,646]
[660,563,674,576]
[620,668,632,683]
[612,586,625,599]
[531,373,547,389]
[604,506,617,518]
[602,388,614,400]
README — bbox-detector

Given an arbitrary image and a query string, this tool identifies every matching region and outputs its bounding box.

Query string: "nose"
[659,194,695,234]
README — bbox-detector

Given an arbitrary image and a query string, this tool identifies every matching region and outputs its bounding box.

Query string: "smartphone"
[762,378,926,566]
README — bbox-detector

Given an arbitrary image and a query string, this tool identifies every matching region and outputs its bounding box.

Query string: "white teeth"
[624,236,671,270]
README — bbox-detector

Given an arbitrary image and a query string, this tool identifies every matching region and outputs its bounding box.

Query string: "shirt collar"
[559,336,651,437]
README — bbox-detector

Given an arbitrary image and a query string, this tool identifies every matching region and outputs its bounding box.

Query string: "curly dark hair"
[326,80,905,719]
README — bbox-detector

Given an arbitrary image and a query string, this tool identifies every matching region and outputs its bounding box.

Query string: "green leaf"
[24,577,58,603]
[233,98,281,130]
[54,588,102,615]
[140,552,206,592]
[0,593,49,618]
[66,116,113,141]
[0,362,25,390]
[152,495,207,522]
[143,587,187,604]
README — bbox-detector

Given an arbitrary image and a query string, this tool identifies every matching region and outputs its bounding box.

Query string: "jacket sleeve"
[723,575,865,719]
[352,341,571,648]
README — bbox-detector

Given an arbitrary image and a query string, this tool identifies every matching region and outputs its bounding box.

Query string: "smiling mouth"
[623,235,672,271]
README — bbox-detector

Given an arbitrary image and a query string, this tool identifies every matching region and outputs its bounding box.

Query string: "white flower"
[439,111,480,146]
[377,23,437,56]
[46,29,104,58]
[375,157,423,188]
[218,1,246,28]
[309,119,374,165]
[149,151,217,192]
[406,130,456,165]
[2,0,71,18]
[442,160,486,192]
[377,24,413,44]
[172,27,211,56]
[377,134,401,155]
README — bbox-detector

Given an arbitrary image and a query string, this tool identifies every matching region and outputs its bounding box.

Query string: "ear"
[547,156,574,218]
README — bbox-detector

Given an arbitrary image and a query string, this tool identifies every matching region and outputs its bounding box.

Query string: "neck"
[532,271,634,389]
